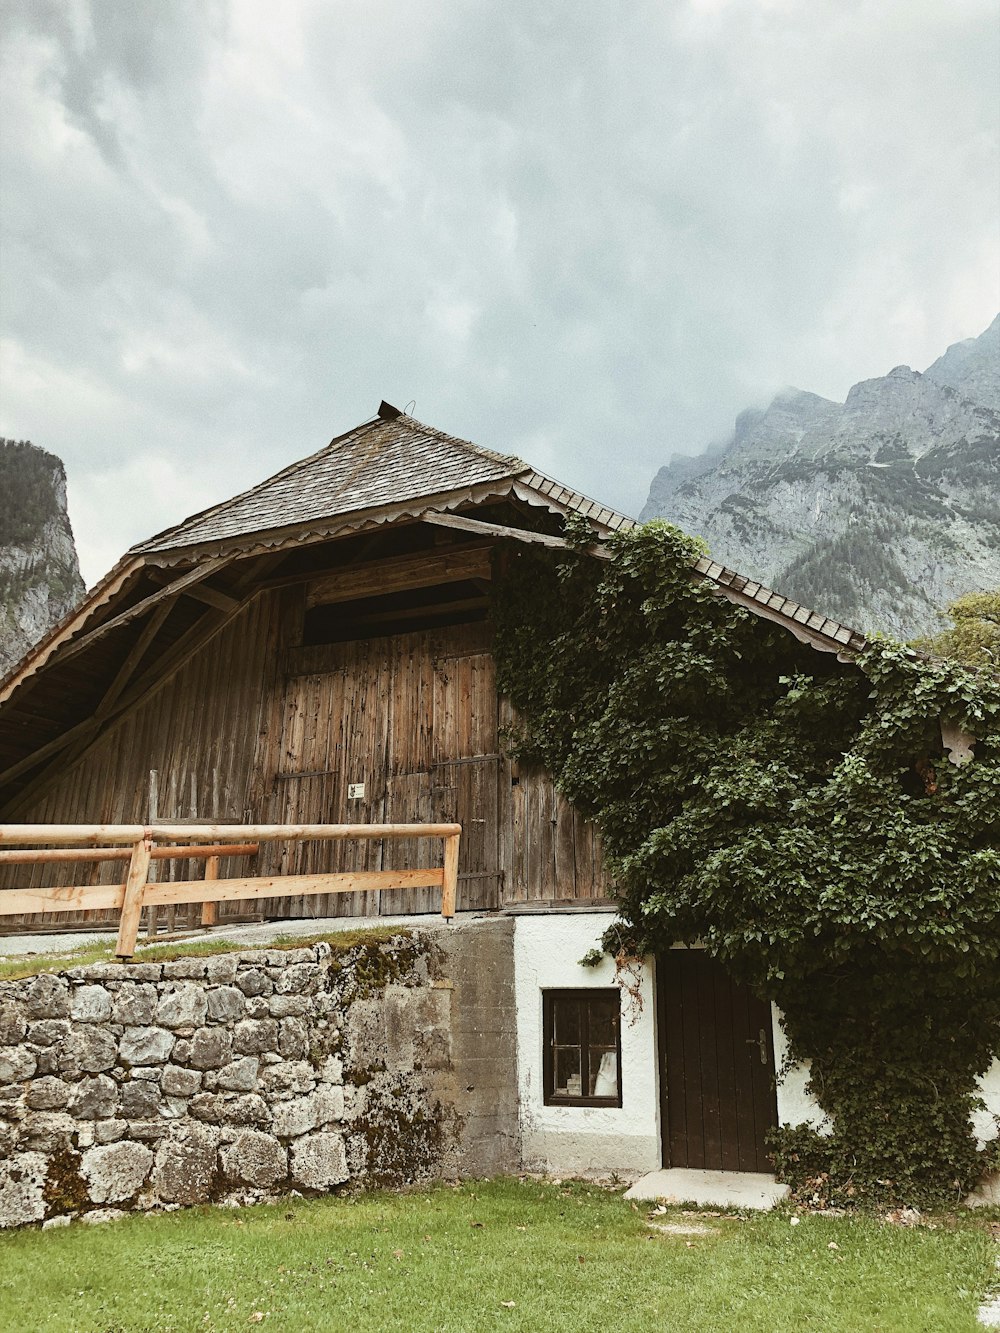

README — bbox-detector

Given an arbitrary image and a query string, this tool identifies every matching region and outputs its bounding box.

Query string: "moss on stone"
[42,1145,89,1217]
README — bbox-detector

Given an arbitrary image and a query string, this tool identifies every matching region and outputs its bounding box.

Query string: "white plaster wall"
[973,1058,1000,1149]
[770,1006,831,1134]
[513,914,660,1179]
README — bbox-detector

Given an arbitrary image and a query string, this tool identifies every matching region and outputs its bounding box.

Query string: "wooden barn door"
[658,951,777,1173]
[263,626,500,918]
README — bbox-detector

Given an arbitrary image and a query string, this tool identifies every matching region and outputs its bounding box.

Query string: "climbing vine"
[493,519,1000,1209]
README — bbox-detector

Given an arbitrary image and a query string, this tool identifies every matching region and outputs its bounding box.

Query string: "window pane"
[544,990,621,1105]
[589,1048,618,1098]
[552,997,580,1045]
[588,996,619,1047]
[554,1045,582,1096]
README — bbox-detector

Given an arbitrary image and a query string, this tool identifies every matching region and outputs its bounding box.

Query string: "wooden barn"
[2,402,921,1187]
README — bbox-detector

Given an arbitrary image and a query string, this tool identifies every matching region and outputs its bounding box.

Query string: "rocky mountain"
[0,440,85,677]
[641,316,1000,639]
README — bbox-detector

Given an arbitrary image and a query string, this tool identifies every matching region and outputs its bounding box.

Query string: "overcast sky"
[1,0,998,585]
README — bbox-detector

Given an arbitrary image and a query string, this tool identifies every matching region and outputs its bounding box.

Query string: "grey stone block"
[81,1141,153,1204]
[235,969,270,997]
[129,1066,162,1082]
[0,1151,47,1228]
[271,1095,319,1138]
[26,1076,70,1111]
[162,1064,202,1097]
[273,963,318,995]
[188,1093,222,1124]
[205,956,239,985]
[111,984,157,1026]
[69,1074,119,1119]
[120,1081,161,1119]
[60,1028,118,1074]
[232,1019,279,1056]
[215,1057,259,1092]
[278,1017,309,1060]
[128,1119,171,1142]
[152,1125,219,1204]
[206,986,245,1023]
[220,1094,270,1127]
[161,960,209,980]
[26,1020,68,1048]
[185,1028,232,1071]
[0,1047,37,1085]
[219,1129,287,1187]
[0,1004,27,1046]
[258,1061,315,1097]
[116,965,162,983]
[119,1027,175,1067]
[17,1110,76,1153]
[94,1119,128,1144]
[155,985,208,1030]
[70,986,113,1024]
[268,995,309,1018]
[25,975,70,1020]
[290,1132,348,1190]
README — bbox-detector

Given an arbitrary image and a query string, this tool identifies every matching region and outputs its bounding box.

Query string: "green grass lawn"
[0,1181,994,1333]
[0,924,407,981]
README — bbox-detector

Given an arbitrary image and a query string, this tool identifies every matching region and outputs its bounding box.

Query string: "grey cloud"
[1,0,997,583]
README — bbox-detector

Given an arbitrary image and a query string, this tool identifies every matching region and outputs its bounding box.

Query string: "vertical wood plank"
[441,832,459,919]
[201,855,220,927]
[116,837,152,959]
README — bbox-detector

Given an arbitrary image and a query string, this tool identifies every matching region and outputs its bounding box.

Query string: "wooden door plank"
[696,956,724,1171]
[714,964,742,1172]
[728,968,759,1172]
[748,992,778,1172]
[663,954,690,1167]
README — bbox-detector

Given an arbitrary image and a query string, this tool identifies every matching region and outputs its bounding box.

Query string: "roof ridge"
[391,411,527,472]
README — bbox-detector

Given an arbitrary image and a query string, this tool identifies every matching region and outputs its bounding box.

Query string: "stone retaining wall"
[0,922,519,1229]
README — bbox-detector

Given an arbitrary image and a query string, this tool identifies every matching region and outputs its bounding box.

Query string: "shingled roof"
[133,409,528,555]
[2,405,868,711]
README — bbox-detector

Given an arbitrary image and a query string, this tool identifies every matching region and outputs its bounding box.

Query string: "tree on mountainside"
[916,590,1000,669]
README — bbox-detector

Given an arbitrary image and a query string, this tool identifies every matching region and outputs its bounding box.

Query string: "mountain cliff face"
[0,440,86,677]
[641,317,1000,639]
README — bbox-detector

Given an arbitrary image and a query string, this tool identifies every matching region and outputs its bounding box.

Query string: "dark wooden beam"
[92,600,176,722]
[418,510,612,558]
[333,596,488,629]
[306,544,492,608]
[57,556,232,664]
[147,569,239,613]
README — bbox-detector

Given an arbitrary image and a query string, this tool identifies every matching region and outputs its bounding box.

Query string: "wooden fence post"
[201,855,220,927]
[441,832,460,920]
[116,836,153,959]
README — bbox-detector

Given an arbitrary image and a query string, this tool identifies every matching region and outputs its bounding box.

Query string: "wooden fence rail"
[0,823,462,959]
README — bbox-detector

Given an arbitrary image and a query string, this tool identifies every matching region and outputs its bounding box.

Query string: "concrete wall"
[513,913,660,1179]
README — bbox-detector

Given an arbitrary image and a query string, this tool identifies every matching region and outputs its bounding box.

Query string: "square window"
[543,989,622,1107]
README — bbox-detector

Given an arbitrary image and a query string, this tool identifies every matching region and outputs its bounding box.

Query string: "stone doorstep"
[623,1168,790,1211]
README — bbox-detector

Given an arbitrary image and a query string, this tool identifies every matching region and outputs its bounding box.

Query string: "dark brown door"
[658,950,777,1173]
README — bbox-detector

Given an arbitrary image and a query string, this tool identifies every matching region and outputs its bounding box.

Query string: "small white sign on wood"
[347,782,366,800]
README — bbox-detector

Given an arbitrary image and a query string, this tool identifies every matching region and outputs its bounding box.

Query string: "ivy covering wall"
[493,519,1000,1208]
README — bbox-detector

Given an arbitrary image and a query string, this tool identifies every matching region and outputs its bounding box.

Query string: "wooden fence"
[0,823,461,959]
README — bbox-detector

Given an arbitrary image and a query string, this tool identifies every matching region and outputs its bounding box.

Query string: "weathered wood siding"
[1,603,610,928]
[0,591,286,928]
[257,622,608,918]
